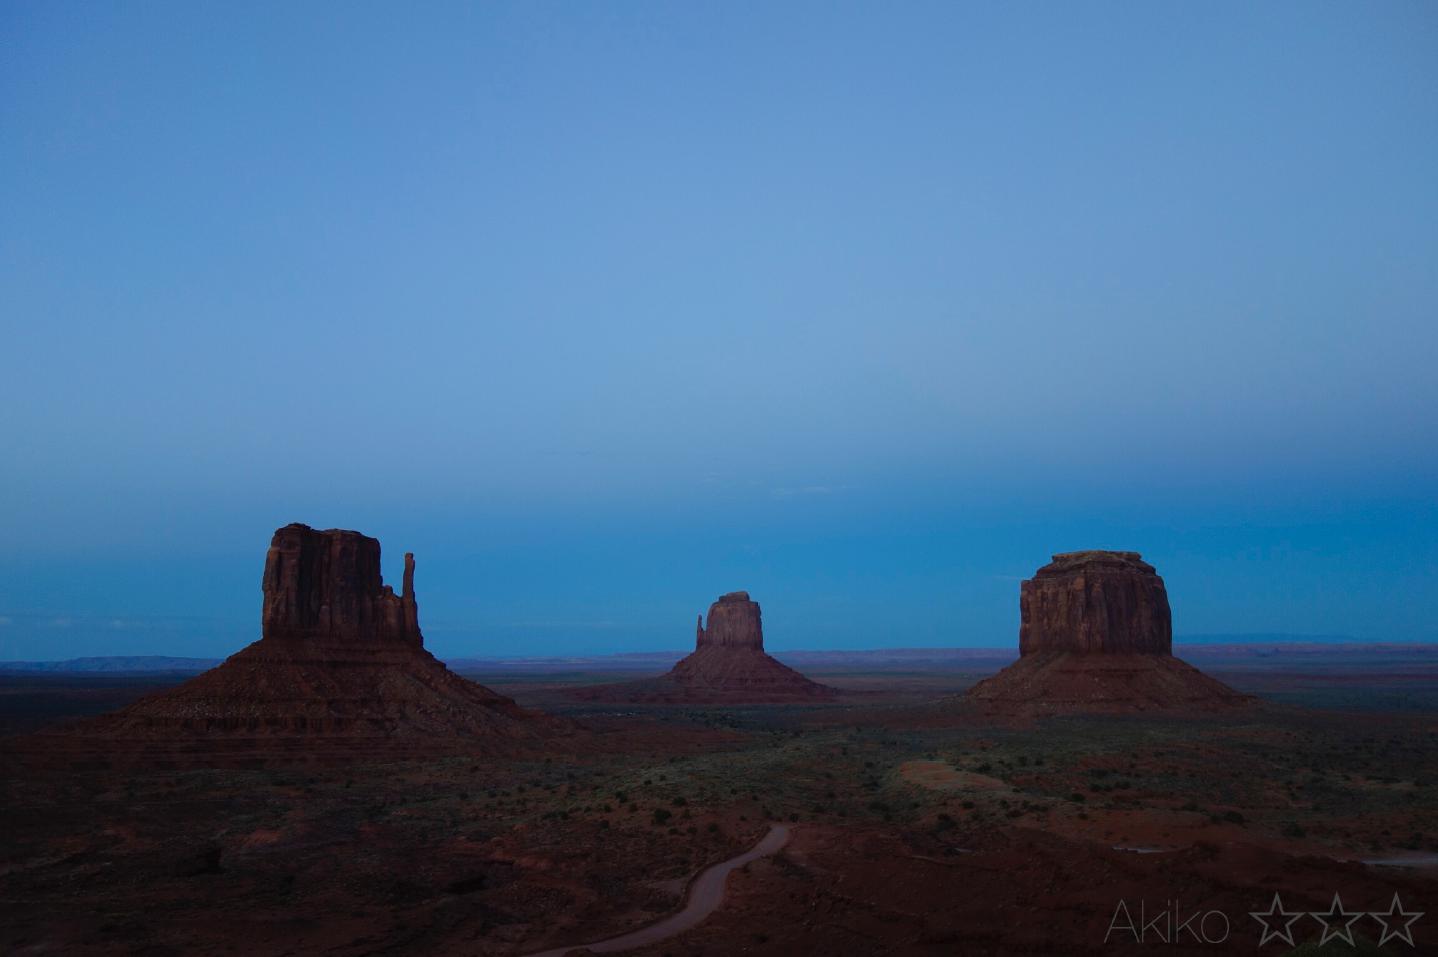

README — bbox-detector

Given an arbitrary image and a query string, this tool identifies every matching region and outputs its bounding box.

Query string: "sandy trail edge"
[523,823,792,957]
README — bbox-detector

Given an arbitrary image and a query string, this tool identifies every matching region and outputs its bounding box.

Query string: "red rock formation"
[968,551,1248,715]
[261,523,420,644]
[59,524,565,757]
[696,591,764,650]
[965,651,1248,715]
[573,592,837,704]
[1020,551,1171,656]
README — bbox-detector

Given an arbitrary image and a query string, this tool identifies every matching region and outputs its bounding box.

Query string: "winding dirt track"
[524,823,791,957]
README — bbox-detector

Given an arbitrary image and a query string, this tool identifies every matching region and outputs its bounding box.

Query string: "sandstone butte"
[55,523,562,755]
[966,551,1249,714]
[573,591,838,704]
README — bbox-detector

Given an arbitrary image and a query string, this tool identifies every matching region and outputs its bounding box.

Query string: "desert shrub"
[652,808,672,825]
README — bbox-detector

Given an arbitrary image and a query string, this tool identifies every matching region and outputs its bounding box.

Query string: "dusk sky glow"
[2,2,1435,659]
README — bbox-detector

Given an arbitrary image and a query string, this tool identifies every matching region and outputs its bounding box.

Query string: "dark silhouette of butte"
[73,523,558,749]
[575,592,837,703]
[966,551,1248,714]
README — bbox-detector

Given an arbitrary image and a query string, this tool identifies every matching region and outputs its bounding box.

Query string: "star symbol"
[1250,892,1304,947]
[1310,892,1363,946]
[1370,892,1423,947]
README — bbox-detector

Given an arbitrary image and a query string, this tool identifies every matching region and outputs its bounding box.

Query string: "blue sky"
[2,2,1435,659]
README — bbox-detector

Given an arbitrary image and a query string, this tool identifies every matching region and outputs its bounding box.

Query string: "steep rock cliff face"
[696,592,764,651]
[261,524,420,644]
[1019,551,1171,656]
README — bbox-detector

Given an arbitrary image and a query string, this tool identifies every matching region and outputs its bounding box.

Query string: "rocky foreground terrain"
[4,675,1438,956]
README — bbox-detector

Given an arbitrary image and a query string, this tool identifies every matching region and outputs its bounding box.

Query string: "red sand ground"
[4,651,1438,955]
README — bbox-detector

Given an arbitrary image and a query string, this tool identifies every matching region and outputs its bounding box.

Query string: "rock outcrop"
[573,592,837,704]
[58,524,564,759]
[261,524,421,644]
[967,551,1248,715]
[1019,551,1171,656]
[696,591,764,650]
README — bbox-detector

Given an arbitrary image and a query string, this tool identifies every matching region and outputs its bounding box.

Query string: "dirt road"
[524,823,791,957]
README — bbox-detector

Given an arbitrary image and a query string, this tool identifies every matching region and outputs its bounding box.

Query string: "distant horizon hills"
[3,634,1436,674]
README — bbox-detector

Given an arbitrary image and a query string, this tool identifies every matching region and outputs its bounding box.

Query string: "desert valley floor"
[3,645,1438,956]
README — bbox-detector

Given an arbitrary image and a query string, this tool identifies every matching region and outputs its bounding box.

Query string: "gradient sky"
[2,2,1436,660]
